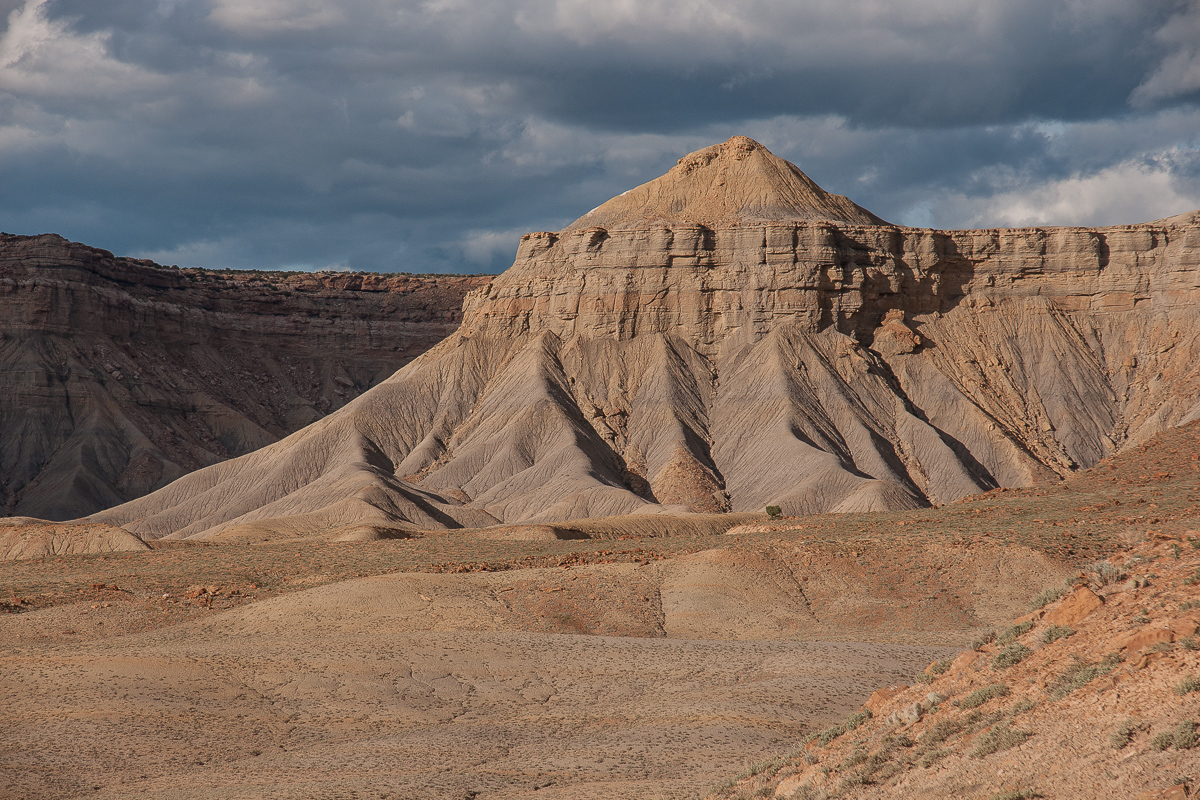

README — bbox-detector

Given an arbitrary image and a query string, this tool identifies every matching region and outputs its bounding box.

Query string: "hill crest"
[565,135,886,230]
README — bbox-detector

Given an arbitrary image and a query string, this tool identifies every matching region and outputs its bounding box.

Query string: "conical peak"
[565,136,886,231]
[674,135,767,173]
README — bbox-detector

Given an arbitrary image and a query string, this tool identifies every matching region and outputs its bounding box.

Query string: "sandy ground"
[1,570,954,800]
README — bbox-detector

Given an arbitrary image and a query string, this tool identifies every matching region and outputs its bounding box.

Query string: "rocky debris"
[0,233,489,520]
[87,137,1200,540]
[706,529,1200,800]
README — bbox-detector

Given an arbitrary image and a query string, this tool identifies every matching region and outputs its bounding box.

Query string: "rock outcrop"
[0,233,489,519]
[89,136,1200,540]
[710,529,1200,800]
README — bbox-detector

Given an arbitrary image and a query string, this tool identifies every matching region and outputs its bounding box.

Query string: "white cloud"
[208,0,346,35]
[0,0,166,97]
[1130,5,1200,106]
[939,153,1200,228]
[458,226,527,266]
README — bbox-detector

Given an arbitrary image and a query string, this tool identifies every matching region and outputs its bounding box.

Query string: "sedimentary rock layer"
[90,137,1200,539]
[0,233,489,519]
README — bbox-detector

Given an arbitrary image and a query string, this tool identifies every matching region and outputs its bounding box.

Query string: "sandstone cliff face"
[89,137,1200,540]
[0,233,489,519]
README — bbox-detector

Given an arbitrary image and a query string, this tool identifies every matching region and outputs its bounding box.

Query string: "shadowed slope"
[88,139,1200,540]
[0,233,487,519]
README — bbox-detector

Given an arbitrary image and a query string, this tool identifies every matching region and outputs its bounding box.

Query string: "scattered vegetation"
[1177,675,1200,696]
[1079,561,1126,587]
[1152,731,1176,751]
[957,684,1010,710]
[1047,653,1124,700]
[992,644,1032,669]
[1028,586,1065,611]
[1010,698,1037,716]
[930,658,954,675]
[971,722,1034,757]
[989,790,1043,800]
[1174,721,1198,750]
[1041,624,1075,644]
[818,723,846,747]
[844,710,872,731]
[1111,718,1146,750]
[921,717,964,746]
[971,630,997,651]
[998,620,1035,643]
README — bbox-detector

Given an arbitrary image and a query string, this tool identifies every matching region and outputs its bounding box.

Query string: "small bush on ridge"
[992,644,1032,669]
[1042,625,1075,644]
[958,684,1010,710]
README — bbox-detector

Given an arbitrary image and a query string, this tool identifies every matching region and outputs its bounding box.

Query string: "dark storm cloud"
[2,0,1199,272]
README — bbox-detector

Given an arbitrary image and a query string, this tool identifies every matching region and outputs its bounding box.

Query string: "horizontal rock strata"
[88,137,1200,539]
[1,233,489,519]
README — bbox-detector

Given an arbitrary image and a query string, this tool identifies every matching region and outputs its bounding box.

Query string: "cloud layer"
[2,0,1198,272]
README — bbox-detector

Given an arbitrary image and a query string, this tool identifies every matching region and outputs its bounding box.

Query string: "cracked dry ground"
[2,421,1199,799]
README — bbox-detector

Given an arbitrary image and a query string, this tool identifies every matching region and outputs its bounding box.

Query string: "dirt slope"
[709,533,1200,800]
[0,562,954,800]
[87,137,1200,541]
[2,418,1196,799]
[0,233,488,519]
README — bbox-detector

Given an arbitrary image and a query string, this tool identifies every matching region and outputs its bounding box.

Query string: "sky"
[2,0,1199,274]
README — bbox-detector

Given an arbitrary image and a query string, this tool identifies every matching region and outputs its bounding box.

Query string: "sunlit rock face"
[90,137,1200,540]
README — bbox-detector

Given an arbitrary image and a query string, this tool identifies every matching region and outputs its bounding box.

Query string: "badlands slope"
[89,136,1200,542]
[0,233,487,520]
[4,415,1198,799]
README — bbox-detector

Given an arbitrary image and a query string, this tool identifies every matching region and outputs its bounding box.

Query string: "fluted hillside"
[89,137,1200,540]
[0,233,488,519]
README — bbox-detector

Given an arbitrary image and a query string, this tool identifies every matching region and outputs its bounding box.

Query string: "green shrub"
[1081,561,1126,587]
[1110,718,1144,750]
[930,658,954,675]
[1152,731,1175,751]
[1041,625,1075,644]
[1182,637,1200,651]
[971,722,1033,757]
[1047,653,1124,700]
[915,672,934,684]
[992,644,1033,669]
[972,630,997,651]
[1010,698,1037,715]
[818,723,845,746]
[921,717,964,745]
[958,684,1010,710]
[844,709,872,731]
[839,748,869,769]
[998,620,1035,643]
[1177,675,1200,696]
[765,505,782,519]
[989,790,1043,800]
[1174,721,1198,750]
[1028,586,1065,611]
